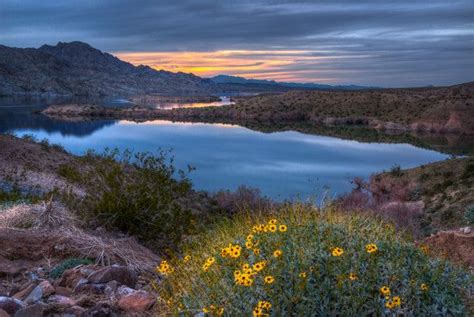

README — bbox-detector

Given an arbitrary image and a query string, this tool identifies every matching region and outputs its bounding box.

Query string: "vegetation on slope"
[370,158,474,235]
[154,204,471,316]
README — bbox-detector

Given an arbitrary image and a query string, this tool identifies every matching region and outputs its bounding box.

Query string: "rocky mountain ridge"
[0,41,217,97]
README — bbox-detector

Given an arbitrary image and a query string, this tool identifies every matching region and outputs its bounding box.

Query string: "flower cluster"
[202,257,215,271]
[252,219,287,233]
[156,260,174,275]
[331,247,344,257]
[253,301,272,317]
[365,243,378,253]
[220,243,242,258]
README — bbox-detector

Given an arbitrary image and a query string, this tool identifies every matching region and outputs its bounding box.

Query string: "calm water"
[0,98,449,200]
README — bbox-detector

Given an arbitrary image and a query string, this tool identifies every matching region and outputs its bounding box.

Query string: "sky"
[1,0,473,87]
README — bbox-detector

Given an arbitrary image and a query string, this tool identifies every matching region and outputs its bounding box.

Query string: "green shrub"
[464,205,474,225]
[57,164,82,183]
[49,258,93,279]
[389,164,402,177]
[64,149,205,249]
[156,204,471,316]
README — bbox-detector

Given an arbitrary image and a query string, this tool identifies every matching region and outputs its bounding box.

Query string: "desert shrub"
[65,148,201,248]
[57,164,82,183]
[464,205,474,225]
[213,185,274,215]
[155,204,470,316]
[49,258,94,279]
[0,186,41,205]
[461,161,474,179]
[389,164,402,177]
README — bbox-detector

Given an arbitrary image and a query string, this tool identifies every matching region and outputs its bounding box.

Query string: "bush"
[464,205,474,225]
[155,204,470,316]
[64,148,204,249]
[57,164,82,183]
[49,258,94,279]
[389,164,402,177]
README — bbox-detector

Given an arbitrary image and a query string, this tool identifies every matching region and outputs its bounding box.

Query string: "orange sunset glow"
[113,50,341,82]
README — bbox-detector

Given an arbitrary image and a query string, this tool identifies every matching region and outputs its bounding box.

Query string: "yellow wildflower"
[206,257,215,264]
[380,286,391,296]
[268,224,277,232]
[264,275,274,284]
[392,296,401,307]
[349,272,358,281]
[269,219,277,225]
[273,249,282,258]
[365,243,378,253]
[245,241,253,249]
[202,307,209,313]
[253,307,263,317]
[247,234,254,241]
[253,248,260,255]
[385,300,395,309]
[331,247,344,257]
[183,255,191,262]
[156,260,174,275]
[299,272,307,278]
[279,224,288,232]
[420,283,429,291]
[258,300,272,309]
[253,261,266,272]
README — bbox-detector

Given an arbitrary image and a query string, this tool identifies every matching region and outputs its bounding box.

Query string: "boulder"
[0,297,25,315]
[13,303,46,317]
[117,290,156,312]
[24,280,55,305]
[48,294,76,306]
[87,266,138,289]
[13,283,36,301]
[82,303,118,317]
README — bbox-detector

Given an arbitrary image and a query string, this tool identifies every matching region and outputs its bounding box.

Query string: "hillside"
[157,82,474,135]
[0,41,220,97]
[211,74,373,90]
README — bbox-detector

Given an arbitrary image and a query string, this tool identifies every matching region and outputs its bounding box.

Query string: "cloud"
[0,0,473,86]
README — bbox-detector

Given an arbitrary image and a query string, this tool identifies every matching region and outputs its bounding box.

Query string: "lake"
[0,97,449,200]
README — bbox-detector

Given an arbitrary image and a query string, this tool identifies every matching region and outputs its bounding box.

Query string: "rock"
[0,309,9,317]
[66,305,86,316]
[58,265,98,289]
[0,297,25,315]
[82,303,118,317]
[74,283,105,295]
[14,303,46,317]
[55,286,73,297]
[104,281,120,298]
[115,285,135,298]
[117,290,156,312]
[87,266,138,289]
[460,226,472,234]
[13,283,36,301]
[24,280,55,305]
[48,295,76,306]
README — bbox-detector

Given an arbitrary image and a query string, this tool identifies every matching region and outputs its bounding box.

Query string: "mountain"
[210,74,375,90]
[0,41,218,96]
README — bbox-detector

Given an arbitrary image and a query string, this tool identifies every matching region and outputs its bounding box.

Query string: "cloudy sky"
[1,0,473,86]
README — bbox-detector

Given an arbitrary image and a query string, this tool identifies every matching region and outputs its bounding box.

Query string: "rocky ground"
[0,200,161,317]
[0,135,473,316]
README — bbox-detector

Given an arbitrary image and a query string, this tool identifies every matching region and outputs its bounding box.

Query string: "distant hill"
[210,74,375,90]
[0,41,218,97]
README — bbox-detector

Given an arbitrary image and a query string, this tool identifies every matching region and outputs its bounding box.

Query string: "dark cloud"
[0,0,472,86]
